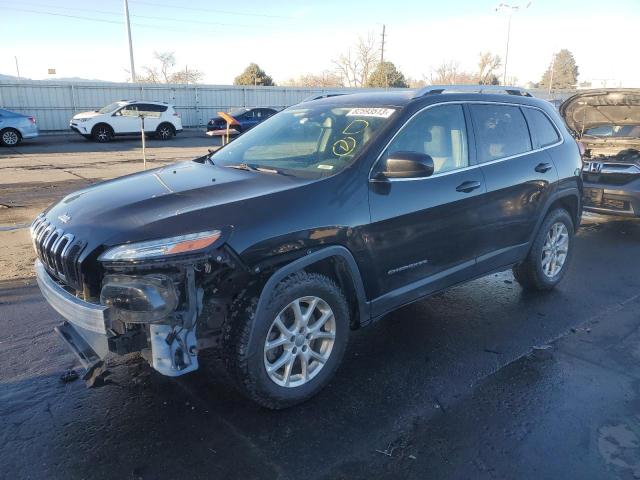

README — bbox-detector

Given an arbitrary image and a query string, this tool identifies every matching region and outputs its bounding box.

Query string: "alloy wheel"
[2,130,19,145]
[158,126,172,140]
[541,221,569,278]
[263,296,336,388]
[95,127,110,142]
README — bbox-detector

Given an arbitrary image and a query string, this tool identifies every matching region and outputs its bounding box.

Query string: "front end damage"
[560,89,640,216]
[33,221,251,383]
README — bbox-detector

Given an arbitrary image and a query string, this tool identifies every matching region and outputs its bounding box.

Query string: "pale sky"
[1,0,639,87]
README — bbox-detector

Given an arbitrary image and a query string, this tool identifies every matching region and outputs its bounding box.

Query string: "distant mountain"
[0,73,20,82]
[0,73,114,83]
[54,77,115,83]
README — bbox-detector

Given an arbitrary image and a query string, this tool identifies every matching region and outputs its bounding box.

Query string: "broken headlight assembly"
[98,230,222,262]
[98,230,224,323]
[100,274,179,323]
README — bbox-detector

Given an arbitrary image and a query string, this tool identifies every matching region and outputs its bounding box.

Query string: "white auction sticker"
[346,108,395,118]
[317,164,334,170]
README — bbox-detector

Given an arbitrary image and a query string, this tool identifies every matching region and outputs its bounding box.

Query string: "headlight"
[74,118,90,122]
[101,274,178,323]
[99,230,222,262]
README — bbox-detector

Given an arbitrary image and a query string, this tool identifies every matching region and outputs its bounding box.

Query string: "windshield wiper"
[226,163,257,171]
[225,163,289,176]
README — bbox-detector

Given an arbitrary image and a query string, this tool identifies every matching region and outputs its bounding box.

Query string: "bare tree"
[429,54,501,86]
[477,52,502,85]
[333,34,379,87]
[283,71,344,88]
[170,68,204,84]
[137,51,203,84]
[429,61,462,84]
[155,51,176,83]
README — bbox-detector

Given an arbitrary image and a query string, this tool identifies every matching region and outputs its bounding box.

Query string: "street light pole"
[495,2,531,86]
[502,12,512,85]
[124,0,136,82]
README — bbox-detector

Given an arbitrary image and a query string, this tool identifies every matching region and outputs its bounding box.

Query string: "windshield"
[210,105,396,177]
[98,102,125,114]
[583,125,640,138]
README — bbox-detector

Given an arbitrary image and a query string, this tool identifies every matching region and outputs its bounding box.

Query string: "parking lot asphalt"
[1,212,639,479]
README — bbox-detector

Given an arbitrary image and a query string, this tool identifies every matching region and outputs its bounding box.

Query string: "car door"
[366,103,488,314]
[111,104,140,134]
[469,103,559,271]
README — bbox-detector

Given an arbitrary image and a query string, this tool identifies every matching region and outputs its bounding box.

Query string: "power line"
[129,0,293,19]
[2,6,254,34]
[0,0,266,28]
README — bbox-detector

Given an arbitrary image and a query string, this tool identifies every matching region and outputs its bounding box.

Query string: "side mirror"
[377,151,434,179]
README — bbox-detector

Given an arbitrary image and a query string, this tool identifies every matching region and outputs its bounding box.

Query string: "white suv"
[70,100,183,142]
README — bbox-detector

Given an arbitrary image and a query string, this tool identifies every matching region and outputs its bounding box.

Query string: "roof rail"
[299,93,348,103]
[413,85,532,98]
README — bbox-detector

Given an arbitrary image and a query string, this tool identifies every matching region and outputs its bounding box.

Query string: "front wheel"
[223,272,350,409]
[92,124,113,143]
[513,208,574,291]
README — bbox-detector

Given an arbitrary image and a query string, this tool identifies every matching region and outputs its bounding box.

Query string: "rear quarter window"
[523,108,560,148]
[470,104,532,163]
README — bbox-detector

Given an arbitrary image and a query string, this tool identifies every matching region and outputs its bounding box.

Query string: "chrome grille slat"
[30,215,83,290]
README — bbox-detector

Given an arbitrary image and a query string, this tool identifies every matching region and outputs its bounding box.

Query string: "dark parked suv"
[33,86,582,408]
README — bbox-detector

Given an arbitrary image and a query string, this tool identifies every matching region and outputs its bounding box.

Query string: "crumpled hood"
[560,89,640,135]
[43,160,309,250]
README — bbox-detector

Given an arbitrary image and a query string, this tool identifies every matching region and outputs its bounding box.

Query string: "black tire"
[0,128,21,147]
[91,124,113,143]
[155,123,175,140]
[513,208,574,291]
[222,271,350,409]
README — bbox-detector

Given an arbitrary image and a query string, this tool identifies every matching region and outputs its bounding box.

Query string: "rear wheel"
[513,208,574,291]
[0,128,21,146]
[223,271,350,409]
[91,124,113,143]
[155,123,175,140]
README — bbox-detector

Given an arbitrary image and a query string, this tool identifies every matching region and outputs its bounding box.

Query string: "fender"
[247,246,370,357]
[528,187,582,248]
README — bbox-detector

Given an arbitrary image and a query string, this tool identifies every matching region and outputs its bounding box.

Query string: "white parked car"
[69,100,182,142]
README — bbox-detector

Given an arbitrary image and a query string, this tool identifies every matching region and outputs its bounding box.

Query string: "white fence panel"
[0,80,575,132]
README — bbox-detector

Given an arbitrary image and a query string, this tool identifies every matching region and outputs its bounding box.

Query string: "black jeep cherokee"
[33,86,583,408]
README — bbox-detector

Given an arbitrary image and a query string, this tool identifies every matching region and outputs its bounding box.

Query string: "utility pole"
[547,52,556,96]
[14,56,21,80]
[495,2,531,86]
[124,0,136,82]
[380,24,387,88]
[502,12,512,85]
[380,24,386,64]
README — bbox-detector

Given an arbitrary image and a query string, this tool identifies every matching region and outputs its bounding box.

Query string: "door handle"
[535,162,553,173]
[456,180,482,193]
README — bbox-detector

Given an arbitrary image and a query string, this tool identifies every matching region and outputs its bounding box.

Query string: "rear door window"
[523,108,560,148]
[136,104,167,113]
[469,104,532,163]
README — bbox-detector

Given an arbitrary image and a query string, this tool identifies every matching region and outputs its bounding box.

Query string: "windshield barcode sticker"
[347,108,395,118]
[317,164,334,170]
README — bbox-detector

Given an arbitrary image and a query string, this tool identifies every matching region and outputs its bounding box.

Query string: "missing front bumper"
[36,260,201,379]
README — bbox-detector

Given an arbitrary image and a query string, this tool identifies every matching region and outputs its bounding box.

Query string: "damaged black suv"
[33,86,583,408]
